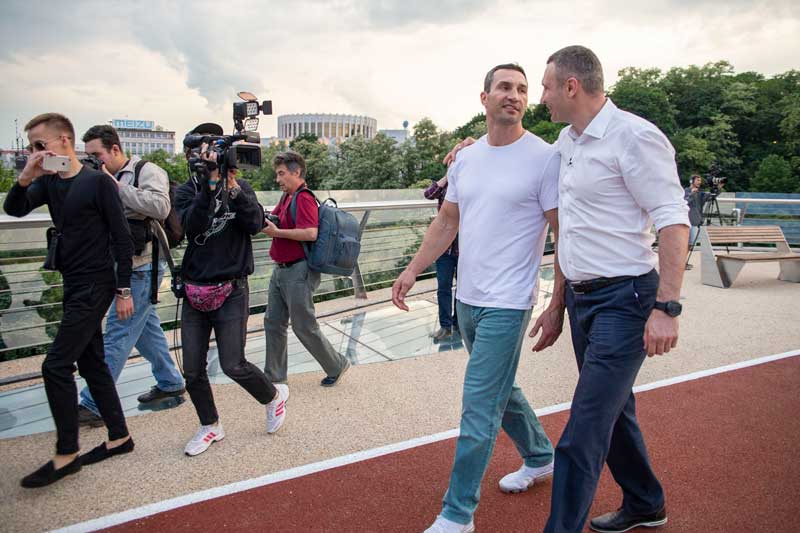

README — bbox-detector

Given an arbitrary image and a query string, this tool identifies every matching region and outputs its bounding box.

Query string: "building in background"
[277,114,377,144]
[112,119,175,156]
[378,129,409,144]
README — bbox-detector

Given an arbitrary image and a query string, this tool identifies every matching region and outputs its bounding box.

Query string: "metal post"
[351,210,371,299]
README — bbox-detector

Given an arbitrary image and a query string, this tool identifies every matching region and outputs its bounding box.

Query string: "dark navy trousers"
[545,269,665,533]
[435,253,458,329]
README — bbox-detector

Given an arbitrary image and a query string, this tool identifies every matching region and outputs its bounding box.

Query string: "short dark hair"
[82,125,122,152]
[484,63,527,93]
[546,45,604,95]
[272,151,306,179]
[24,113,75,146]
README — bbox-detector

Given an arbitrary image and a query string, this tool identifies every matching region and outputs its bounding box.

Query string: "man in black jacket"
[174,135,287,457]
[4,113,135,488]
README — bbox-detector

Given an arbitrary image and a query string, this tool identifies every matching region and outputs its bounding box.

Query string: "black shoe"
[320,361,350,387]
[82,437,135,466]
[77,405,104,428]
[589,506,667,533]
[137,385,186,403]
[431,327,453,342]
[21,456,82,488]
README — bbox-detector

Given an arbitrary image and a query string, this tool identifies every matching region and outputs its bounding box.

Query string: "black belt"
[276,258,304,269]
[568,275,636,295]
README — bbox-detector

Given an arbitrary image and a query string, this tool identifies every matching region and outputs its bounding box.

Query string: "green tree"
[750,155,799,193]
[141,149,189,183]
[240,142,287,191]
[610,67,677,135]
[327,134,402,189]
[0,160,16,192]
[289,138,334,190]
[412,118,453,184]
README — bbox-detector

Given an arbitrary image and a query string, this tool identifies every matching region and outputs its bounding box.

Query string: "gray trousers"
[263,260,346,383]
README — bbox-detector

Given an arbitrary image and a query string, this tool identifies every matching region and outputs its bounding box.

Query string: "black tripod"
[685,192,727,268]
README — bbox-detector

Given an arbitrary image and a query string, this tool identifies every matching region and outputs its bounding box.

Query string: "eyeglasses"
[26,136,69,152]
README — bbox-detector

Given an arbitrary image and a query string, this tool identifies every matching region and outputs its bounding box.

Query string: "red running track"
[107,356,800,532]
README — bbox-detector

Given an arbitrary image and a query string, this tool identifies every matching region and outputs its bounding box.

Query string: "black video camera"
[703,165,728,195]
[183,131,263,175]
[80,154,104,172]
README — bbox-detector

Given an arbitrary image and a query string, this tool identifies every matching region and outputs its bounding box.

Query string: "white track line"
[55,348,800,533]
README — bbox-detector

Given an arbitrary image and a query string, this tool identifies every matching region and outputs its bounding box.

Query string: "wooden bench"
[699,225,800,288]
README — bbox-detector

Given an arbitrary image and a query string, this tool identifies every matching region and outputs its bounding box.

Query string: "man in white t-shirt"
[393,63,564,533]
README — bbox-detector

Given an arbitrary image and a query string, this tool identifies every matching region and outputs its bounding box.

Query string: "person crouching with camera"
[173,141,287,457]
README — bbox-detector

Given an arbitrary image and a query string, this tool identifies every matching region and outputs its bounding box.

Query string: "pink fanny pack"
[184,280,234,312]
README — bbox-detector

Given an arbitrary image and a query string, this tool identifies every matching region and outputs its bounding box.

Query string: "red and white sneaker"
[266,384,289,434]
[184,423,225,456]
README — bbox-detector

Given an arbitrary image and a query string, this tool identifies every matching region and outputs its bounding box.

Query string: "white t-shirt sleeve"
[538,151,560,212]
[444,157,460,204]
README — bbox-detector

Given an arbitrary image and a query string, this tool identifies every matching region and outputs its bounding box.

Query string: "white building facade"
[277,114,377,143]
[112,119,176,156]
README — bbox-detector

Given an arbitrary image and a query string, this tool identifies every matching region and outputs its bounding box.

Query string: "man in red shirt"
[262,151,350,391]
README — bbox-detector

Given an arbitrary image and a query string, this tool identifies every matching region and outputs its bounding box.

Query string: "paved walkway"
[0,262,797,532]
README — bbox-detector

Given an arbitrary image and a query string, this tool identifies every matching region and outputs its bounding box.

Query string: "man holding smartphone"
[4,113,136,487]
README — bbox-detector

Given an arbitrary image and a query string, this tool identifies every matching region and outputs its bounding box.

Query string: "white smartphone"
[42,154,70,172]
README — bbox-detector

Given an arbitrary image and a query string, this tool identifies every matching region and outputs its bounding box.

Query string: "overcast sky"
[1,0,798,149]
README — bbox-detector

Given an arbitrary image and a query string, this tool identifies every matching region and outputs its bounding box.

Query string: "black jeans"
[42,280,129,455]
[181,279,277,426]
[545,269,665,533]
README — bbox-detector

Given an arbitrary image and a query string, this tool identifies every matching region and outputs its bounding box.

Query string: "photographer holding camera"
[4,113,135,487]
[174,126,287,456]
[262,151,350,391]
[75,125,185,427]
[684,174,705,247]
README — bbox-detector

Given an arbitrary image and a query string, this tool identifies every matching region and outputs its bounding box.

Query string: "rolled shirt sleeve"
[621,127,689,231]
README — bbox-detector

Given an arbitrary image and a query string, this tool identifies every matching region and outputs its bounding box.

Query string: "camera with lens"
[264,209,280,228]
[703,164,728,195]
[80,154,104,172]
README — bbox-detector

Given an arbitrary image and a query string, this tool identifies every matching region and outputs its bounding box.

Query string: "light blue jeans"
[79,263,184,415]
[441,301,554,525]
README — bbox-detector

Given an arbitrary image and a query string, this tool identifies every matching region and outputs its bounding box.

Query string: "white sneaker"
[498,460,555,493]
[266,384,289,434]
[184,423,225,456]
[423,516,475,533]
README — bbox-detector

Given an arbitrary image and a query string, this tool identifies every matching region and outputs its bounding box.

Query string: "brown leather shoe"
[431,327,453,342]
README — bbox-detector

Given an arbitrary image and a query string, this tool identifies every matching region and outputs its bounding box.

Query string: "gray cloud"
[358,0,488,28]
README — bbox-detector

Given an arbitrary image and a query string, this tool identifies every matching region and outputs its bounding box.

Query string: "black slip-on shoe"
[77,405,104,428]
[137,386,186,404]
[21,456,82,488]
[320,360,351,387]
[589,506,667,533]
[82,437,135,466]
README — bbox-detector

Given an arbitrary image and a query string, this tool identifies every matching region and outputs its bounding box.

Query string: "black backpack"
[288,188,362,276]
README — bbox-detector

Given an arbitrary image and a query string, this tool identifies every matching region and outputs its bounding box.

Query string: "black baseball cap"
[189,122,224,136]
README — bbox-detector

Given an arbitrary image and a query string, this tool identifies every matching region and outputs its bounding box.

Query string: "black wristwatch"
[654,300,682,317]
[116,288,132,299]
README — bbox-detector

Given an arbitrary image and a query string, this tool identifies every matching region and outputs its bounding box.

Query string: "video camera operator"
[174,124,287,457]
[684,174,706,247]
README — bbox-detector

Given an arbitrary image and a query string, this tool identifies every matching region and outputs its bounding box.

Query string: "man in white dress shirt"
[536,46,690,533]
